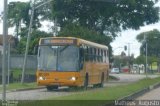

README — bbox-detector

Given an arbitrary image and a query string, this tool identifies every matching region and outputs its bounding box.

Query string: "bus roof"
[78,38,108,50]
[40,37,108,50]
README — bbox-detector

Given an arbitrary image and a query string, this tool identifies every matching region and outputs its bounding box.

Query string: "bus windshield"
[38,45,79,71]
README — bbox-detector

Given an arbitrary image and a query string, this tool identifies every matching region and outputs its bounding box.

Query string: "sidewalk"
[136,86,160,100]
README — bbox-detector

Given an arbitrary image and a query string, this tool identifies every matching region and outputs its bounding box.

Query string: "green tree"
[58,23,112,45]
[134,55,158,68]
[8,1,42,37]
[134,55,145,64]
[16,30,52,54]
[7,0,160,56]
[7,0,159,39]
[51,0,159,38]
[136,29,160,57]
[8,2,29,37]
[7,1,48,54]
[58,23,113,59]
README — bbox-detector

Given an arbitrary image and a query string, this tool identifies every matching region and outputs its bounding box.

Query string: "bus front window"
[38,45,79,71]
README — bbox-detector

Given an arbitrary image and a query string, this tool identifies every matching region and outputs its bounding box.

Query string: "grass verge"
[53,77,160,100]
[17,76,160,106]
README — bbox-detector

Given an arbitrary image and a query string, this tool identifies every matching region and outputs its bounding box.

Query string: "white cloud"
[111,21,160,57]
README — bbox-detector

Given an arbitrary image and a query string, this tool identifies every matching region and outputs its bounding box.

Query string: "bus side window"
[103,50,105,62]
[96,48,98,62]
[94,48,96,62]
[80,46,84,70]
[85,46,89,61]
[104,50,106,63]
[106,50,109,63]
[90,47,94,62]
[101,49,103,62]
[97,49,99,62]
[92,48,95,62]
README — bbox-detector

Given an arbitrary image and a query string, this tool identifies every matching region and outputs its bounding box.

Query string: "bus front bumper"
[37,78,82,87]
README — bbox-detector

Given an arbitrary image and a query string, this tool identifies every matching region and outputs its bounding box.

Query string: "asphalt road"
[0,88,74,100]
[0,73,159,100]
[106,73,159,87]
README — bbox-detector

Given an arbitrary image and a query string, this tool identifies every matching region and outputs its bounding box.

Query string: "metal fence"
[10,55,37,69]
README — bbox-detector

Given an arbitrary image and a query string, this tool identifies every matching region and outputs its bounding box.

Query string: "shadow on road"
[44,85,103,92]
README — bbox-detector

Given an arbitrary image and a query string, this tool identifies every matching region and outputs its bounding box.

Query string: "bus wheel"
[46,85,58,91]
[100,73,104,87]
[83,74,88,90]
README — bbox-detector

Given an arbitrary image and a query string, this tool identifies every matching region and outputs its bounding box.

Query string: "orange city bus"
[36,37,109,90]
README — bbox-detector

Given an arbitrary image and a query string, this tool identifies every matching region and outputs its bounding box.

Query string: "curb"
[12,86,46,92]
[118,82,160,100]
[7,86,46,93]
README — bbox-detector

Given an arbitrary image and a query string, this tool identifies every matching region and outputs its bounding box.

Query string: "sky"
[0,0,160,57]
[111,22,160,57]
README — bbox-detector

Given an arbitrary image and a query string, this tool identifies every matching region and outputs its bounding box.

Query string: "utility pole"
[127,43,131,57]
[144,34,148,78]
[21,0,52,83]
[127,43,131,73]
[8,41,11,85]
[2,0,8,101]
[21,0,35,83]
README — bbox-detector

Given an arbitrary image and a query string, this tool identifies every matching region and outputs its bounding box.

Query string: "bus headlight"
[39,76,45,80]
[70,77,76,81]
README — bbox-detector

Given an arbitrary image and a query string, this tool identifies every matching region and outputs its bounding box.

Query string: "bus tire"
[46,85,58,91]
[83,74,88,90]
[100,73,104,87]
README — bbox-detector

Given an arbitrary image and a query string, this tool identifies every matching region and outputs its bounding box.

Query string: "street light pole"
[8,39,11,85]
[146,39,148,77]
[2,0,8,101]
[21,0,52,83]
[127,43,131,57]
[144,34,148,78]
[21,0,35,83]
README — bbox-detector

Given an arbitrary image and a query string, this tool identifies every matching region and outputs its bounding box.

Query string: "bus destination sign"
[41,38,76,45]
